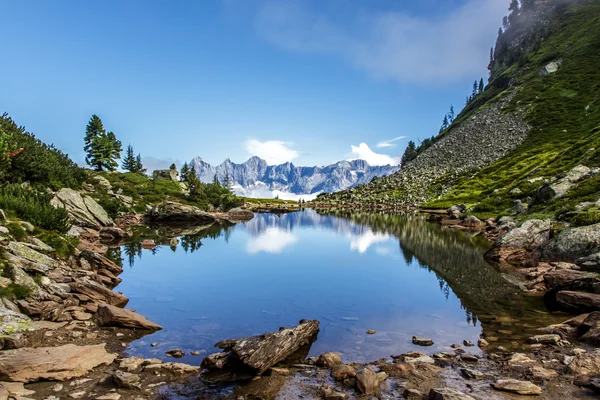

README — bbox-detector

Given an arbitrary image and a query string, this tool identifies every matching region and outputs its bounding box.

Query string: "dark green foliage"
[84,115,122,171]
[401,141,417,167]
[135,154,145,173]
[0,282,31,300]
[95,193,129,219]
[122,144,136,172]
[0,185,70,233]
[180,162,190,182]
[38,231,78,258]
[0,114,86,189]
[169,163,176,171]
[570,212,600,227]
[6,222,27,241]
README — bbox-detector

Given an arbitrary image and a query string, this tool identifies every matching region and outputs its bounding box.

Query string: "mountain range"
[189,156,399,198]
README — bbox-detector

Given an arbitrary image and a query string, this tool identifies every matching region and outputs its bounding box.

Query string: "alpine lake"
[107,209,565,368]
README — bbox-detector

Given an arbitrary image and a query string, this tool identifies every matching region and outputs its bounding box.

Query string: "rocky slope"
[315,0,600,222]
[189,156,399,196]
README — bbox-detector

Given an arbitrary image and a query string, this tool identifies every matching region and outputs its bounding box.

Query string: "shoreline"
[1,206,599,399]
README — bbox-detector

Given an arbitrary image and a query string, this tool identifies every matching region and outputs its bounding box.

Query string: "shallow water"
[112,210,560,365]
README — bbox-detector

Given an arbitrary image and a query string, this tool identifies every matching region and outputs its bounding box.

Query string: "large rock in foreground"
[202,320,319,381]
[0,343,116,382]
[97,303,162,330]
[146,202,217,224]
[51,188,113,229]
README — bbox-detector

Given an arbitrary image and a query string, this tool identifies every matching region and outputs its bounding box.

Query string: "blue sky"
[0,0,507,169]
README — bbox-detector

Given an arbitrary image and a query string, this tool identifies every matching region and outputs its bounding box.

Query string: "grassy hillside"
[318,0,600,224]
[425,0,600,213]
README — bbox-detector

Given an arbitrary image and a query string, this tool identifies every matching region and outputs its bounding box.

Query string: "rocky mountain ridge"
[189,156,399,196]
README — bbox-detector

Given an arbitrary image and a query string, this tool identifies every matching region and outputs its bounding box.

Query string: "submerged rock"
[412,336,434,346]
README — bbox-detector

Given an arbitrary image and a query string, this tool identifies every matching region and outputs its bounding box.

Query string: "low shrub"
[0,184,70,233]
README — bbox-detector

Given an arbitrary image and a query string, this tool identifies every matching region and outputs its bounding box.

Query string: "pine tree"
[121,144,136,172]
[448,105,455,123]
[502,16,509,30]
[479,78,484,94]
[401,141,417,167]
[489,47,495,64]
[439,115,449,133]
[472,80,478,98]
[508,0,520,24]
[169,163,176,170]
[84,115,121,171]
[223,173,233,192]
[84,115,105,168]
[180,162,190,182]
[135,154,146,173]
[212,175,221,187]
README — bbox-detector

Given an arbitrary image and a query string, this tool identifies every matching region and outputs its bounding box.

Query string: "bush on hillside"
[0,113,86,190]
[0,184,71,233]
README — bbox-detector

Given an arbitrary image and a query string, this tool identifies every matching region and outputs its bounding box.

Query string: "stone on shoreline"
[429,387,476,399]
[355,367,378,395]
[317,352,342,368]
[96,303,162,330]
[491,379,542,395]
[0,343,116,382]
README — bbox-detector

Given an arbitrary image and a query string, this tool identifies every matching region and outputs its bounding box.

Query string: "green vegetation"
[0,282,31,300]
[84,115,122,171]
[0,113,86,190]
[423,0,600,220]
[0,184,70,233]
[38,231,79,258]
[121,144,146,173]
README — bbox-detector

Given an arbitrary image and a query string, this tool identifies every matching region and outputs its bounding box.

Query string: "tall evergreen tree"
[479,78,485,94]
[122,144,136,172]
[169,163,176,170]
[135,154,146,173]
[472,80,478,97]
[84,115,121,171]
[439,115,449,133]
[212,175,221,187]
[401,141,417,167]
[180,162,190,182]
[223,173,233,192]
[448,105,455,123]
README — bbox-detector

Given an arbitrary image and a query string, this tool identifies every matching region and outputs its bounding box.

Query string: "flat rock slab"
[97,303,162,330]
[492,379,542,395]
[0,343,116,382]
[429,387,476,400]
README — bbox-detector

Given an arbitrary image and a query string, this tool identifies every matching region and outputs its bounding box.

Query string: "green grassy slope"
[425,1,600,212]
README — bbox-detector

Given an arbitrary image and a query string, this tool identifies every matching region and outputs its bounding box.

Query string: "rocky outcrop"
[316,93,530,206]
[146,202,216,224]
[543,223,600,262]
[532,165,591,205]
[96,303,162,330]
[51,188,113,229]
[0,343,116,382]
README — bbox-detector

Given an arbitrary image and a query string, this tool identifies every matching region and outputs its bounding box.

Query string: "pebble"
[366,330,376,335]
[151,342,159,347]
[191,351,200,356]
[52,384,64,392]
[412,336,434,346]
[166,349,184,358]
[463,340,474,347]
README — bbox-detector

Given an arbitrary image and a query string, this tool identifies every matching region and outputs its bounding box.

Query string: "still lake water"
[113,210,557,365]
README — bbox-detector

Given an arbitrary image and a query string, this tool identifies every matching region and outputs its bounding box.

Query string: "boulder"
[539,59,562,76]
[96,304,162,330]
[7,242,58,268]
[355,367,378,395]
[317,352,342,368]
[429,387,476,400]
[491,379,542,395]
[51,188,113,229]
[92,175,112,191]
[496,219,552,251]
[0,343,116,382]
[543,223,600,262]
[112,370,141,390]
[70,277,129,307]
[556,291,600,313]
[146,201,216,224]
[412,336,434,346]
[331,364,356,381]
[568,350,600,376]
[532,165,590,204]
[544,270,597,289]
[225,208,254,222]
[0,306,34,349]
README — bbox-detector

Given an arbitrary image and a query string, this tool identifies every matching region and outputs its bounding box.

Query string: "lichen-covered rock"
[0,306,33,340]
[51,188,113,229]
[7,242,58,268]
[543,223,600,261]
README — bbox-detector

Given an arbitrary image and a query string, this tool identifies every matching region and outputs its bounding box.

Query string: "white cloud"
[233,183,320,201]
[349,231,391,254]
[247,227,298,254]
[246,139,298,165]
[253,0,506,84]
[349,143,400,166]
[376,136,406,148]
